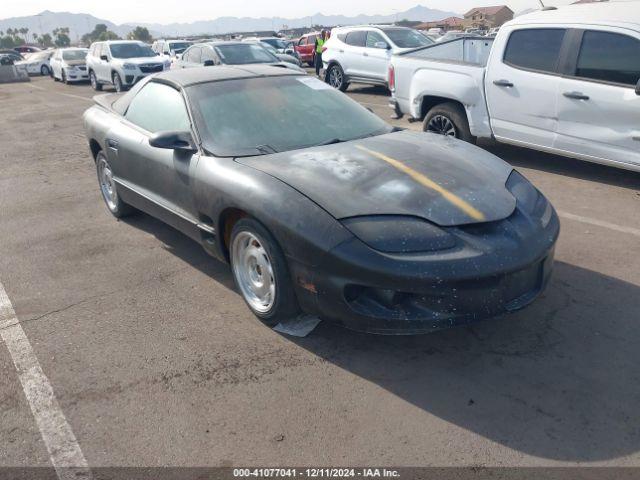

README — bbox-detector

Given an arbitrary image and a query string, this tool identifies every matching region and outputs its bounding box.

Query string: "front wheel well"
[89,139,102,161]
[218,208,249,261]
[420,96,466,120]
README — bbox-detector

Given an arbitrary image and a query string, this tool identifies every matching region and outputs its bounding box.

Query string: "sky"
[3,0,580,24]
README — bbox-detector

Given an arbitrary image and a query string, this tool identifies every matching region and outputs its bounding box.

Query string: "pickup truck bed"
[390,37,494,139]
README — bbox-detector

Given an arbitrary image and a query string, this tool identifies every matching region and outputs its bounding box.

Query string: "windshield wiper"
[255,144,279,154]
[316,138,344,147]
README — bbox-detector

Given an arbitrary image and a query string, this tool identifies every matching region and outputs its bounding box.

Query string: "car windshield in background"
[262,38,287,50]
[168,42,192,51]
[109,43,156,59]
[62,50,87,61]
[383,28,434,48]
[188,75,392,156]
[214,43,278,64]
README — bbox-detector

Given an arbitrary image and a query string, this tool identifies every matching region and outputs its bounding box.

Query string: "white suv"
[87,41,170,93]
[322,26,434,91]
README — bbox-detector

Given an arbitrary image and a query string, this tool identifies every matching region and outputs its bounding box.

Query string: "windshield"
[168,41,192,51]
[109,43,156,59]
[262,38,287,50]
[62,50,88,61]
[383,28,434,48]
[214,43,278,65]
[188,76,392,157]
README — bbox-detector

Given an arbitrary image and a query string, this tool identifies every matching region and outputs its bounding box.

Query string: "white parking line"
[558,211,640,237]
[0,281,92,480]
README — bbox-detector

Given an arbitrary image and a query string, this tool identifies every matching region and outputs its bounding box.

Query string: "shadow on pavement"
[285,261,640,462]
[482,140,640,191]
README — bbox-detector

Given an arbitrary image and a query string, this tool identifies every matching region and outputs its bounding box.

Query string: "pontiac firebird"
[83,66,559,334]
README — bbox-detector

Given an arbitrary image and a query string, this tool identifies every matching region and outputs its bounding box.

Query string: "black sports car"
[83,66,559,334]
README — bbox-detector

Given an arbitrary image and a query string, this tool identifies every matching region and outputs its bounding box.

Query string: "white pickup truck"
[389,3,640,172]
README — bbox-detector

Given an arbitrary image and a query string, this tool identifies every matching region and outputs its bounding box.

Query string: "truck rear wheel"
[424,102,475,143]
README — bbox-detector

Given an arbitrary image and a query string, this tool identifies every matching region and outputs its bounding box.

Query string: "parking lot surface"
[1,75,639,468]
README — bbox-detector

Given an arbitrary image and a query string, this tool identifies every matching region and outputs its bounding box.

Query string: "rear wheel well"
[89,139,101,161]
[421,96,466,120]
[218,208,248,261]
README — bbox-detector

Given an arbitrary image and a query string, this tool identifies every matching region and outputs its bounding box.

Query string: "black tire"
[423,102,475,143]
[326,63,349,92]
[112,72,126,93]
[95,151,134,218]
[53,72,59,82]
[40,65,50,76]
[90,71,103,91]
[229,218,300,326]
[61,69,68,84]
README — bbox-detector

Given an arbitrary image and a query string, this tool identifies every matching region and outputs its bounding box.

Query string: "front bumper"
[291,207,560,334]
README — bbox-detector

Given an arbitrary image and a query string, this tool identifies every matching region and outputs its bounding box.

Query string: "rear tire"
[230,218,300,326]
[95,151,134,218]
[423,102,475,143]
[40,65,50,76]
[326,63,349,92]
[90,71,103,91]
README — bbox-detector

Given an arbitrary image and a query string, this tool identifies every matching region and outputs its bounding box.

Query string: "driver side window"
[125,82,191,133]
[366,31,386,48]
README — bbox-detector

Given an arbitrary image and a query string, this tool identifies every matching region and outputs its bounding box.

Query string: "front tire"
[40,65,50,76]
[230,218,300,325]
[62,69,68,84]
[423,102,475,143]
[326,63,349,92]
[96,151,134,218]
[112,72,126,93]
[90,71,103,91]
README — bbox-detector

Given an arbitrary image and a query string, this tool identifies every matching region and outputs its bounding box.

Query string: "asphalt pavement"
[0,74,639,471]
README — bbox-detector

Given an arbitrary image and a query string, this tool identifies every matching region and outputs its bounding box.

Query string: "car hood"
[235,131,516,227]
[112,57,163,65]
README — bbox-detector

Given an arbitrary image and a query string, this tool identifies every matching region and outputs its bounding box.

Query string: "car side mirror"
[203,60,214,67]
[100,55,108,61]
[149,131,197,152]
[374,41,390,50]
[636,79,640,96]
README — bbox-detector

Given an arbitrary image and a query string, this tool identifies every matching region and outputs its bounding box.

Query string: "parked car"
[389,2,640,172]
[322,26,434,91]
[436,30,472,42]
[14,45,41,54]
[83,65,558,334]
[14,49,54,76]
[152,39,194,58]
[294,31,320,67]
[86,40,171,93]
[50,48,89,83]
[0,51,23,64]
[175,41,304,72]
[244,40,301,66]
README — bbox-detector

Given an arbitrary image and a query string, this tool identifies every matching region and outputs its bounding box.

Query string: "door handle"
[339,49,344,53]
[106,139,119,151]
[493,79,514,87]
[363,52,369,56]
[563,91,590,101]
[633,137,640,142]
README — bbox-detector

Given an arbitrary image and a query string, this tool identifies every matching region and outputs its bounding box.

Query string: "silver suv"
[87,40,170,93]
[322,26,434,91]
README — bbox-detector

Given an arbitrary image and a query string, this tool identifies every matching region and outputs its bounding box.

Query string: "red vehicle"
[294,32,320,67]
[14,45,42,54]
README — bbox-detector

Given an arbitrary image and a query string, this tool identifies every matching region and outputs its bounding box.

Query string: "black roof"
[152,64,303,88]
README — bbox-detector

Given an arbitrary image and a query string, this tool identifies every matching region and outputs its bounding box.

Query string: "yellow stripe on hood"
[355,145,486,222]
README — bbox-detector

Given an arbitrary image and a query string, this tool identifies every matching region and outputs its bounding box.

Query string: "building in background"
[463,5,514,29]
[417,16,465,32]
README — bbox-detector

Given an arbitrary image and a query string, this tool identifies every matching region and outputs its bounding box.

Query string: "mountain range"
[0,5,460,40]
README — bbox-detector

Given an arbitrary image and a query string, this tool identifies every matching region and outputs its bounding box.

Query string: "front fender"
[193,156,353,266]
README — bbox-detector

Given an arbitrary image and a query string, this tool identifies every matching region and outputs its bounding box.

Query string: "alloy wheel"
[329,66,343,89]
[97,156,118,212]
[231,231,276,314]
[426,115,458,137]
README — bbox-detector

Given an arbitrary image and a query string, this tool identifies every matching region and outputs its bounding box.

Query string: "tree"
[53,27,71,47]
[38,33,54,48]
[82,23,120,44]
[127,26,152,43]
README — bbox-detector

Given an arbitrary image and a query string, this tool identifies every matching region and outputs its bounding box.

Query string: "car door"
[50,50,61,78]
[107,81,200,234]
[485,27,567,148]
[95,43,111,82]
[364,30,392,83]
[342,30,367,78]
[555,28,640,169]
